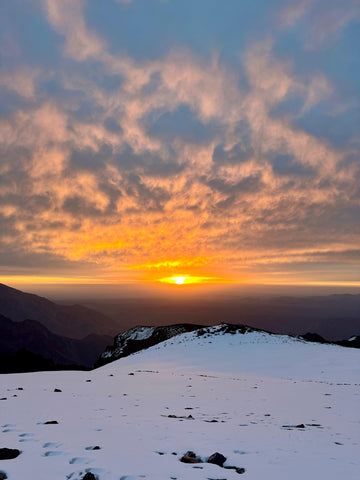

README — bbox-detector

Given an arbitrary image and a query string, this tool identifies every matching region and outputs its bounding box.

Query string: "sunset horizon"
[0,0,359,296]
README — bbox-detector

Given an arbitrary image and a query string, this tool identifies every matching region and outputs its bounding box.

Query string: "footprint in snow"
[43,442,61,448]
[44,451,63,457]
[69,457,89,465]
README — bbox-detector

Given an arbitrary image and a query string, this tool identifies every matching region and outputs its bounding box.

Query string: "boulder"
[83,473,97,480]
[207,452,227,467]
[0,449,21,460]
[180,451,202,463]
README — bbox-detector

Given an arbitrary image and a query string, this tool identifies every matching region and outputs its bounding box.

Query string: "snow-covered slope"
[0,325,359,480]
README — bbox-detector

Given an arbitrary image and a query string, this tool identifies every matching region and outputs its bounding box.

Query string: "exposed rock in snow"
[97,323,204,366]
[0,449,20,460]
[0,324,359,480]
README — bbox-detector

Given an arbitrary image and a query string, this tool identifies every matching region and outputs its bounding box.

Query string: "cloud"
[280,0,360,48]
[42,0,105,60]
[0,0,358,284]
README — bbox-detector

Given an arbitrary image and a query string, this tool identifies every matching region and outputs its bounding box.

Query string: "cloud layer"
[0,0,359,285]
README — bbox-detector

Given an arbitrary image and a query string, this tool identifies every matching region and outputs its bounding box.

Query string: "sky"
[0,0,359,291]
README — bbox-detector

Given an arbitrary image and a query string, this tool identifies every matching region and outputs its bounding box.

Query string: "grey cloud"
[206,174,264,196]
[268,153,316,176]
[212,142,253,164]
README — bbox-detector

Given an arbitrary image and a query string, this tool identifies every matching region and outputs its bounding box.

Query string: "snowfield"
[0,326,359,480]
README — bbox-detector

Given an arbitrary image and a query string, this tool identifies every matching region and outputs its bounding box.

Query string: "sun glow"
[173,276,186,285]
[158,275,226,285]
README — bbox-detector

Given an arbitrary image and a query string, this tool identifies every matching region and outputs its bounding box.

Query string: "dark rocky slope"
[96,324,204,367]
[0,314,112,370]
[0,283,115,339]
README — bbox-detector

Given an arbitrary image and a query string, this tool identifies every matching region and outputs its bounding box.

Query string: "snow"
[102,326,155,359]
[0,326,359,480]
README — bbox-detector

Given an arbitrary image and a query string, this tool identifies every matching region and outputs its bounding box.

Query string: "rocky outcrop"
[96,324,204,366]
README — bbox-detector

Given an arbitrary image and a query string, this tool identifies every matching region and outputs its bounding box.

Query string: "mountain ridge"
[0,313,112,371]
[0,283,116,339]
[97,322,360,367]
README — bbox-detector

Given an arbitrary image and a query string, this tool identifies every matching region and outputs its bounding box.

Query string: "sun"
[158,275,222,285]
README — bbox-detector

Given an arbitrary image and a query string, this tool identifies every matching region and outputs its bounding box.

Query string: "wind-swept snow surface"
[0,326,359,479]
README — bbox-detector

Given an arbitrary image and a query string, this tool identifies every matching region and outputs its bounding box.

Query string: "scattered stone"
[0,448,21,460]
[44,421,58,425]
[16,388,23,391]
[0,398,6,401]
[128,372,134,376]
[82,473,97,480]
[0,471,7,479]
[334,442,343,445]
[86,380,91,382]
[54,388,62,392]
[224,466,246,474]
[180,451,202,463]
[296,424,305,428]
[207,452,227,467]
[171,452,177,455]
[166,414,194,420]
[204,419,218,423]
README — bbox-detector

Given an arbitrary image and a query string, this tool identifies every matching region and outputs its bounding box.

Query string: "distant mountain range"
[84,293,360,341]
[0,283,116,339]
[0,313,112,371]
[0,282,359,373]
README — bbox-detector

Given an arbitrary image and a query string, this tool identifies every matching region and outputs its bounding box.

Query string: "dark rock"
[0,471,8,479]
[0,398,6,401]
[296,424,305,428]
[54,388,62,392]
[207,452,227,467]
[301,332,328,344]
[236,467,246,474]
[92,446,101,450]
[180,451,202,463]
[44,420,58,425]
[96,324,204,367]
[0,448,21,460]
[82,473,97,480]
[184,451,197,458]
[224,466,246,474]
